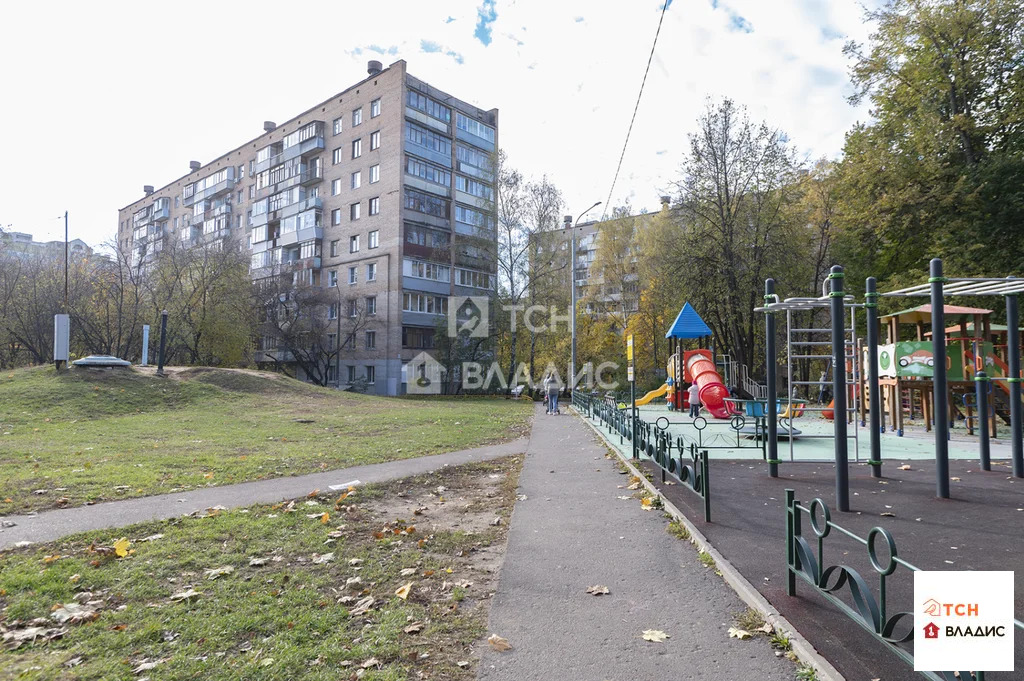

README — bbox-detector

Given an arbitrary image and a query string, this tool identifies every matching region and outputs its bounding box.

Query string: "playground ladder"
[784,307,861,462]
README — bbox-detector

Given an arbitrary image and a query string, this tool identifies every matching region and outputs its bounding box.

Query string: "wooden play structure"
[868,304,1022,437]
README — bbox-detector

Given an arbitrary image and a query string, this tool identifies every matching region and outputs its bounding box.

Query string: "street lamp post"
[565,201,601,394]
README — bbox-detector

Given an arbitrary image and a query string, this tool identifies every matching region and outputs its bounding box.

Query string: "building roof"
[665,302,712,338]
[881,304,993,324]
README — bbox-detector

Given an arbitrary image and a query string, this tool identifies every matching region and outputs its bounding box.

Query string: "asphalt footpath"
[0,438,528,549]
[478,404,793,681]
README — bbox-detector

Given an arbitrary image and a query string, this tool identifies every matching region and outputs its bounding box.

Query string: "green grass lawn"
[0,366,532,513]
[0,457,523,680]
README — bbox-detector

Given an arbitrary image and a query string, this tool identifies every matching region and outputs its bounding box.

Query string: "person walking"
[546,372,562,415]
[687,382,701,418]
[818,371,829,404]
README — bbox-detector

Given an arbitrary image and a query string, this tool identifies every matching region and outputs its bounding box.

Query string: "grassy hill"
[0,366,531,513]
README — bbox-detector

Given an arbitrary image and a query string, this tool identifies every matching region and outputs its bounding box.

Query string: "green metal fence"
[785,489,1024,681]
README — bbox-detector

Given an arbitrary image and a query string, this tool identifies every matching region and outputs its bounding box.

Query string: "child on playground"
[687,382,701,418]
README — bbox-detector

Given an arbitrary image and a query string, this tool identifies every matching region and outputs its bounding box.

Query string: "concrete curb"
[573,407,846,681]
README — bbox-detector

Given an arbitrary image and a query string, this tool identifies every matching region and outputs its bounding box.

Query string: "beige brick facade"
[117,60,498,395]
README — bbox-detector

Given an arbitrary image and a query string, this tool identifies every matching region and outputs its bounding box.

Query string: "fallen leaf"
[312,552,334,564]
[880,512,896,517]
[204,566,234,580]
[51,603,99,625]
[260,658,274,667]
[133,658,164,673]
[756,623,774,634]
[2,625,68,649]
[169,589,200,602]
[395,582,413,600]
[586,585,610,595]
[113,537,130,558]
[404,621,424,634]
[203,473,214,479]
[728,627,752,640]
[69,574,81,584]
[138,534,164,542]
[641,497,653,510]
[400,568,417,576]
[320,512,329,524]
[951,477,961,482]
[898,464,911,471]
[308,489,320,497]
[642,629,670,642]
[361,657,380,669]
[350,596,375,616]
[487,634,512,651]
[249,558,267,567]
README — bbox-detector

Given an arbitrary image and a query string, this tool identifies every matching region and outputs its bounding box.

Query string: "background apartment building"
[117,60,498,395]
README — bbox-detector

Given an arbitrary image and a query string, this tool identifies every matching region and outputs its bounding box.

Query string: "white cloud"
[0,0,881,246]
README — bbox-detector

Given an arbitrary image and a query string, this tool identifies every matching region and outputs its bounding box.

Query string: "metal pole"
[866,277,882,477]
[1006,293,1023,478]
[565,215,576,393]
[141,324,150,366]
[156,309,169,377]
[765,279,778,478]
[976,371,991,471]
[929,258,950,498]
[64,211,69,311]
[829,265,849,511]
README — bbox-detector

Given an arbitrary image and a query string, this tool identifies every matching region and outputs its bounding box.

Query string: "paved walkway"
[478,405,792,681]
[0,438,528,549]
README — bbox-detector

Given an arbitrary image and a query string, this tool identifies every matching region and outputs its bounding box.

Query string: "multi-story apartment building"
[0,230,93,260]
[117,60,498,395]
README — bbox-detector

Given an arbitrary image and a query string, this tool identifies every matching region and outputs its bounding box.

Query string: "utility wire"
[602,1,669,219]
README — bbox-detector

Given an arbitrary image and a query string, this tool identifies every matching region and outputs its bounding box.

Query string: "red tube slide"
[685,352,733,419]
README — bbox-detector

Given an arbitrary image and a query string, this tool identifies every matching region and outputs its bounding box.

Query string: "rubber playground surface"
[642,456,1024,681]
[628,403,1015,462]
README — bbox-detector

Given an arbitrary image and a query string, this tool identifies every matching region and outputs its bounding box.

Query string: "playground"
[574,260,1024,681]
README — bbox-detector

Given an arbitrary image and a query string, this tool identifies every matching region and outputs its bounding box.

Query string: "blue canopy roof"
[665,302,712,339]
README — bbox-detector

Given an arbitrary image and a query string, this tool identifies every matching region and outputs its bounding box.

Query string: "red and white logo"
[923,622,940,639]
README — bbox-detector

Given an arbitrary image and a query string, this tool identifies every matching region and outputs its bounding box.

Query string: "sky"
[0,0,882,248]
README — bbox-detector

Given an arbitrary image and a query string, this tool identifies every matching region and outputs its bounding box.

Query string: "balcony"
[250,196,322,228]
[300,165,323,185]
[193,177,236,203]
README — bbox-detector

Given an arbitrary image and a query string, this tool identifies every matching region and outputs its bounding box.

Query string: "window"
[333,148,343,164]
[368,230,379,248]
[350,235,360,253]
[365,330,376,350]
[366,365,375,384]
[333,118,342,135]
[455,175,493,200]
[455,204,494,229]
[328,303,338,320]
[405,225,450,249]
[351,171,361,189]
[404,188,449,218]
[366,295,377,314]
[455,112,496,144]
[369,197,380,215]
[405,121,451,156]
[332,209,342,226]
[406,157,451,186]
[350,202,361,220]
[369,164,380,183]
[403,258,450,282]
[249,184,255,199]
[330,239,339,257]
[173,216,179,229]
[328,270,338,287]
[237,190,242,203]
[403,327,434,349]
[353,108,362,126]
[352,139,362,159]
[403,292,449,315]
[326,363,337,383]
[370,130,380,150]
[347,365,356,382]
[327,333,337,350]
[348,298,359,317]
[366,263,377,281]
[406,90,451,122]
[456,267,493,289]
[370,98,381,117]
[175,196,179,208]
[239,164,245,178]
[332,179,342,195]
[348,266,357,284]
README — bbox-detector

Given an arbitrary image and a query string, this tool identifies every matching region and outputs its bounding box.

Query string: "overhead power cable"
[601,1,669,219]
